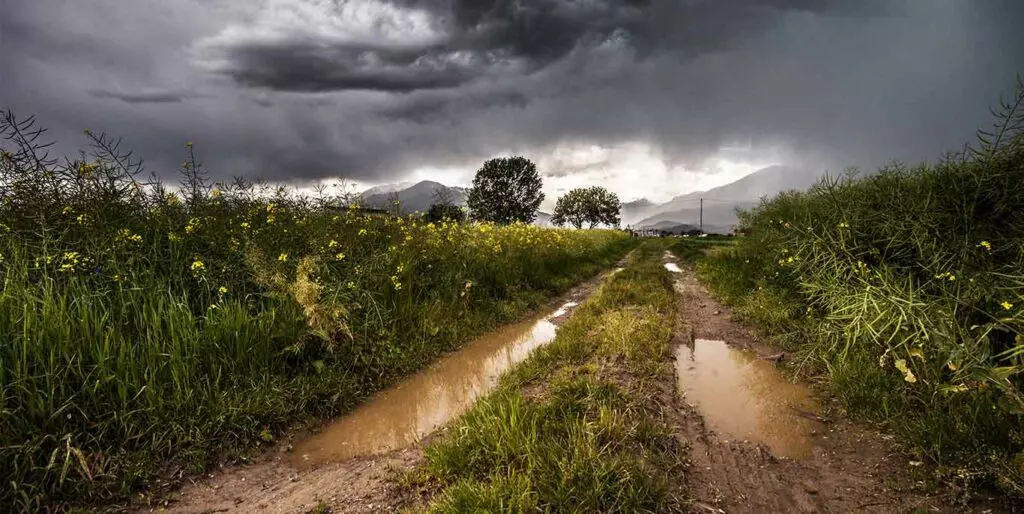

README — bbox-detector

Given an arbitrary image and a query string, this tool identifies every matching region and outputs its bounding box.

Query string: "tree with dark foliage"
[466,156,544,224]
[551,186,621,229]
[425,202,466,223]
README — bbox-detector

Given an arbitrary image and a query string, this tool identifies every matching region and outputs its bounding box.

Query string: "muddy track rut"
[661,251,993,514]
[137,262,623,514]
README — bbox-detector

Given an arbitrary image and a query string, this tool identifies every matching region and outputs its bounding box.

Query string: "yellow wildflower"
[894,358,917,383]
[278,253,288,262]
[335,252,346,261]
[358,228,368,236]
[191,260,206,272]
[218,286,228,295]
[168,232,181,243]
[978,240,992,251]
[328,239,339,249]
[1001,301,1013,310]
[116,228,142,244]
[391,276,402,290]
[240,222,250,229]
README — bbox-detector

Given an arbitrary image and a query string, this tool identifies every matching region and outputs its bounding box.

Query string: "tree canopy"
[551,186,621,229]
[466,156,544,224]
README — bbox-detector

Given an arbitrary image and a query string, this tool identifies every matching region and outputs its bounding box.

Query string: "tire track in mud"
[661,250,991,514]
[139,258,631,514]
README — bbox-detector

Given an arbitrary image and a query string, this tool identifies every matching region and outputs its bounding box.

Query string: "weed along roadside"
[687,113,1024,505]
[661,242,957,513]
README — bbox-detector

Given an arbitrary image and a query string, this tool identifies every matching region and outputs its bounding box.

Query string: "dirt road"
[144,249,1000,513]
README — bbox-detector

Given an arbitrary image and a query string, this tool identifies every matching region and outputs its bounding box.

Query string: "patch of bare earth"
[135,261,626,514]
[662,251,1000,514]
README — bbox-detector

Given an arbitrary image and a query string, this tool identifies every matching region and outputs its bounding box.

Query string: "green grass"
[0,112,637,510]
[417,241,682,512]
[688,82,1024,499]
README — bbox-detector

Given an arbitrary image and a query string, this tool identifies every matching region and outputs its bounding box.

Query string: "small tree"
[466,156,544,224]
[551,186,621,229]
[425,202,466,223]
[424,186,465,223]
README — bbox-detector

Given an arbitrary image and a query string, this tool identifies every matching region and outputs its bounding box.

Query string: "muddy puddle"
[675,339,823,459]
[292,303,572,467]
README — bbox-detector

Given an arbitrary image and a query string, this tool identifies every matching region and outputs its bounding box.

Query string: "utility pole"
[699,198,703,234]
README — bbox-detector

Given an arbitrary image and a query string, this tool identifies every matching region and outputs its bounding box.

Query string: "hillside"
[621,198,660,225]
[635,165,821,232]
[360,180,467,213]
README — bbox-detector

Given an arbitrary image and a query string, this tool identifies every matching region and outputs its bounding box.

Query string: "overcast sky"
[3,0,1023,204]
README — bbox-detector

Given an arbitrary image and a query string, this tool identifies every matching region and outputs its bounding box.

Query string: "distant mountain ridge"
[361,165,823,232]
[632,165,823,233]
[360,180,467,213]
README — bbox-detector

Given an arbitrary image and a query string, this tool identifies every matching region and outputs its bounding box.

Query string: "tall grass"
[697,80,1024,497]
[419,242,681,512]
[0,111,634,510]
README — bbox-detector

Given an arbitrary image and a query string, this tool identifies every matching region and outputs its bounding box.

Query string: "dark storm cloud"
[201,0,894,94]
[89,89,205,104]
[3,0,1024,189]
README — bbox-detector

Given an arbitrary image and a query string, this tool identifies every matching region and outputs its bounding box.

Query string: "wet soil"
[142,265,619,514]
[661,251,996,514]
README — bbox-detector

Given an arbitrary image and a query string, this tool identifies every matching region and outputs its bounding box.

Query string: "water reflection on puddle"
[675,339,822,459]
[292,304,570,467]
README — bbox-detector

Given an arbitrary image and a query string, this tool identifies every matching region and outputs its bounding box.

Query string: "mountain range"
[627,165,823,233]
[359,164,824,232]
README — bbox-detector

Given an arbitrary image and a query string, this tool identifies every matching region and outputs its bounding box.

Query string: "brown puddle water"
[292,305,567,467]
[675,339,822,459]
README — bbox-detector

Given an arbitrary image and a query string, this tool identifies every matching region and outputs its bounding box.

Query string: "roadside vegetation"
[410,241,684,512]
[0,111,633,510]
[696,82,1024,498]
